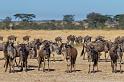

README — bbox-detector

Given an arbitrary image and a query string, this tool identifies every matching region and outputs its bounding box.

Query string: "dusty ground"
[0,30,124,82]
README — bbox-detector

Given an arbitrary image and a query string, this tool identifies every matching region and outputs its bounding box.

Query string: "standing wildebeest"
[75,36,83,45]
[64,44,77,73]
[67,35,75,46]
[3,41,17,73]
[109,43,123,73]
[38,42,51,72]
[81,35,92,60]
[83,43,99,73]
[81,39,110,61]
[55,36,62,44]
[29,38,42,58]
[18,44,29,71]
[23,35,30,44]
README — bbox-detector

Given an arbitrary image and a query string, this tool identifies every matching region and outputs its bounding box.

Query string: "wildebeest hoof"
[43,69,45,72]
[25,70,27,72]
[88,71,90,73]
[20,68,23,71]
[9,71,11,73]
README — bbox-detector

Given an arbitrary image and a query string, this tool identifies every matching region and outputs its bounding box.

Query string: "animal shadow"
[90,70,102,73]
[44,69,55,72]
[115,70,124,73]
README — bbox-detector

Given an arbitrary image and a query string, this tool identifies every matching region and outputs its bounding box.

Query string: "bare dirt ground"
[0,30,124,82]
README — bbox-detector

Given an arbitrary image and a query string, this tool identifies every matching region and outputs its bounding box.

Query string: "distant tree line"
[0,12,124,30]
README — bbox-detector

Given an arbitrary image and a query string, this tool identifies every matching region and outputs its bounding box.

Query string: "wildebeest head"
[43,42,51,56]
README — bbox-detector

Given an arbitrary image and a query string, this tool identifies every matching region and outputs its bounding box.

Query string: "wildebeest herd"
[1,35,124,73]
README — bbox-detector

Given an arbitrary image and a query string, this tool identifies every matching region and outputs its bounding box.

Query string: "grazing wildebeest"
[3,41,17,73]
[64,44,77,73]
[38,42,51,72]
[55,36,62,44]
[109,43,123,73]
[18,44,29,71]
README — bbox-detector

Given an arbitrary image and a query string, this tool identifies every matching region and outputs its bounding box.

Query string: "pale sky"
[0,0,124,20]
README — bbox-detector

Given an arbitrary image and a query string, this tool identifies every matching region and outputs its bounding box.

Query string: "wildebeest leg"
[62,53,65,61]
[18,57,21,67]
[97,63,99,71]
[70,64,72,73]
[73,64,76,72]
[14,58,18,67]
[93,64,95,73]
[115,62,117,73]
[25,61,27,72]
[120,59,122,73]
[38,57,42,71]
[105,52,107,62]
[119,56,122,73]
[9,60,12,73]
[48,58,50,71]
[4,59,7,68]
[111,61,114,73]
[5,59,9,72]
[43,58,45,72]
[88,60,91,73]
[11,61,15,73]
[66,60,70,73]
[52,54,55,62]
[83,51,86,60]
[20,62,23,71]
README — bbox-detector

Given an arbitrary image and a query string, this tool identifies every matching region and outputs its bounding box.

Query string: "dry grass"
[0,30,124,82]
[0,30,124,42]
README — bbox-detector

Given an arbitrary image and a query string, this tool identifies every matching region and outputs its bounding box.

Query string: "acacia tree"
[14,13,36,22]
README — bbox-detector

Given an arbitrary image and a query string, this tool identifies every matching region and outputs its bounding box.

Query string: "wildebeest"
[75,36,83,45]
[55,36,62,44]
[18,44,29,71]
[81,39,110,61]
[23,36,30,44]
[95,36,104,42]
[67,35,75,46]
[64,44,77,73]
[109,43,123,73]
[83,35,92,43]
[38,42,51,71]
[88,44,99,73]
[3,41,17,73]
[81,35,92,59]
